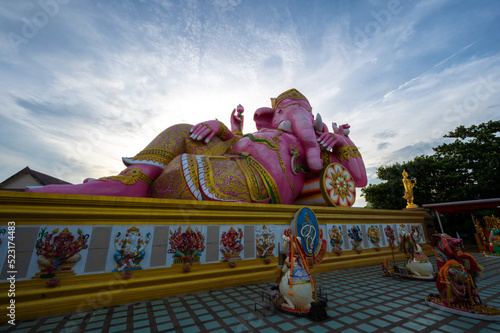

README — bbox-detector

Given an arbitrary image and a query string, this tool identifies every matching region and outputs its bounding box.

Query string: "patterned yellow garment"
[150,154,281,203]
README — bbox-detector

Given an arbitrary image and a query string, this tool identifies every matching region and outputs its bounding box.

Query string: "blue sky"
[1,0,499,206]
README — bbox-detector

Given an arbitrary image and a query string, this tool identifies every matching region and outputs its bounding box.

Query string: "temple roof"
[0,166,72,190]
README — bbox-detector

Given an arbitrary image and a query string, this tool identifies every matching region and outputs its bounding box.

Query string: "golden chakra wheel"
[319,163,356,207]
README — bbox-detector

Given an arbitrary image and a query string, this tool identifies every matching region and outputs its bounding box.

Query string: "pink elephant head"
[254,89,324,172]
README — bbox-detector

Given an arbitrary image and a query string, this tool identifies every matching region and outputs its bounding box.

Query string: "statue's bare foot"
[26,164,162,197]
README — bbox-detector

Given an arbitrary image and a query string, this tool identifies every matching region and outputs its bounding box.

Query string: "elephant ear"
[254,107,275,130]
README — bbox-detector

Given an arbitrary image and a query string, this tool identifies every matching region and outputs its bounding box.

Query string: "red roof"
[422,198,500,214]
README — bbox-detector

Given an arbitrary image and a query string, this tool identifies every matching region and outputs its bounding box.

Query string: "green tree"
[361,120,500,209]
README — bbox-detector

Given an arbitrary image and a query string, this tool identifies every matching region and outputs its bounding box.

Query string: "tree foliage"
[361,120,500,210]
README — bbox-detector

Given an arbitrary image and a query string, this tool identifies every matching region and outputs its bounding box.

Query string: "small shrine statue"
[275,231,314,315]
[398,226,434,280]
[489,229,500,256]
[426,234,500,319]
[402,170,418,208]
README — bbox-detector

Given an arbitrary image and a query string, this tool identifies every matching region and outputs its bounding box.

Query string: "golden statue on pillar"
[402,170,418,208]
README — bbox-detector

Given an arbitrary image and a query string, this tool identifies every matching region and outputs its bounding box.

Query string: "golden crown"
[271,88,310,109]
[127,227,140,233]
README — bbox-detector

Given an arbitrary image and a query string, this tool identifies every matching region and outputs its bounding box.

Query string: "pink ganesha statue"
[28,89,367,206]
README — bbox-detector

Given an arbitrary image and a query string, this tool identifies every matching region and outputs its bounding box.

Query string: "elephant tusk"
[332,122,340,134]
[277,120,292,132]
[314,113,323,132]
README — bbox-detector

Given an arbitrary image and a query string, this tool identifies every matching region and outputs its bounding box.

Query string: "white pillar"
[435,210,444,234]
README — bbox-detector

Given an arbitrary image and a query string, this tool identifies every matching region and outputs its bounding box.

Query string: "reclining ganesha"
[28,89,367,206]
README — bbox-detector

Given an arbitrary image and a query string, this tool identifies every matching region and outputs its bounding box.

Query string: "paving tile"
[337,306,354,313]
[134,313,149,321]
[338,316,357,324]
[412,316,436,326]
[182,325,200,333]
[172,306,186,313]
[265,315,285,323]
[85,322,104,330]
[382,314,403,323]
[175,312,192,319]
[341,329,362,333]
[357,323,378,333]
[423,313,445,321]
[156,323,174,332]
[43,316,66,324]
[364,309,382,316]
[403,321,431,331]
[179,318,196,326]
[216,310,232,318]
[454,316,481,325]
[348,303,365,310]
[390,327,414,333]
[110,316,127,325]
[190,303,204,309]
[278,322,297,330]
[370,318,391,328]
[352,312,370,320]
[438,325,464,333]
[308,326,330,333]
[223,316,240,325]
[16,321,38,328]
[233,307,247,314]
[133,319,151,328]
[198,314,214,322]
[375,305,393,312]
[392,310,415,318]
[487,322,500,330]
[447,319,476,330]
[204,320,222,330]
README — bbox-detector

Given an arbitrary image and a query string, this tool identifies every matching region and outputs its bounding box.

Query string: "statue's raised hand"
[230,104,244,134]
[316,122,350,151]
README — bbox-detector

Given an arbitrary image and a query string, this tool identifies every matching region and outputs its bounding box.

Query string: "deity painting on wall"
[328,225,344,255]
[347,225,363,254]
[169,226,205,268]
[256,225,275,258]
[33,227,89,279]
[367,225,381,251]
[220,226,244,262]
[112,227,151,272]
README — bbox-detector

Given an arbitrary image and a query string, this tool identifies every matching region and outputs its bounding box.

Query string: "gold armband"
[332,145,361,162]
[99,167,154,186]
[216,120,233,140]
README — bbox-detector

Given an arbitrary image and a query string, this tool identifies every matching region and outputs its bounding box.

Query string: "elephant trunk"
[290,111,323,172]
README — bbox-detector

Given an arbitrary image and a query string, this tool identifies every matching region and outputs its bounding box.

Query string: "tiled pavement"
[2,253,500,333]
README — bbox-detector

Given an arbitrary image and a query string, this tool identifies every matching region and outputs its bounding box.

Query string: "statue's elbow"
[353,172,368,187]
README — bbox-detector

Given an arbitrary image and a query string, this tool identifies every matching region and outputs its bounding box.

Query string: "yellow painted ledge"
[0,245,434,322]
[0,191,426,225]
